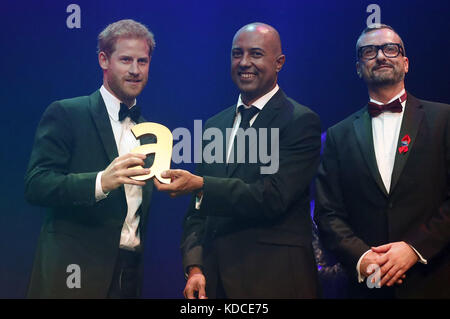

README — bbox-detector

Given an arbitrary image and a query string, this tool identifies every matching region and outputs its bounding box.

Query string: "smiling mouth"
[238,72,257,80]
[125,79,142,83]
[374,65,393,71]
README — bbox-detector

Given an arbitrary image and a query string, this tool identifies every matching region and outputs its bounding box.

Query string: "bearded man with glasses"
[314,24,450,298]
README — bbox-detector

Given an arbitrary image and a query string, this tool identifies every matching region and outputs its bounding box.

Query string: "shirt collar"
[235,84,279,113]
[100,85,136,121]
[369,88,407,107]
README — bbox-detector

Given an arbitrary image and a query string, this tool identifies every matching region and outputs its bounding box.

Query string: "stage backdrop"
[0,0,449,298]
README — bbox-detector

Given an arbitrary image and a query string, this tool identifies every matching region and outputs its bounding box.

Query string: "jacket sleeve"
[314,128,370,273]
[24,101,98,208]
[180,163,206,273]
[404,106,450,260]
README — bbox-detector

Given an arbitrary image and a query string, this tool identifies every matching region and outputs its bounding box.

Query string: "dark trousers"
[107,248,141,299]
[215,275,227,299]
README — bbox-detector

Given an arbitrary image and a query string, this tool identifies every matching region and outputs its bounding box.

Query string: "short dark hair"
[356,23,405,59]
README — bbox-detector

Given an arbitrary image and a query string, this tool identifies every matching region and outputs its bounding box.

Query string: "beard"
[108,74,147,104]
[364,63,405,87]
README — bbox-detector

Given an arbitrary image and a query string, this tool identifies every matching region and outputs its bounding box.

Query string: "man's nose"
[239,53,251,68]
[376,48,387,61]
[129,60,140,75]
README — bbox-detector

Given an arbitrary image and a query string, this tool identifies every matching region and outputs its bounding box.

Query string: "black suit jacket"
[24,91,154,298]
[181,89,322,298]
[315,94,450,298]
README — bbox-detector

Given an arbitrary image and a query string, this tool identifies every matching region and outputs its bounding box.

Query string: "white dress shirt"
[195,84,280,210]
[356,89,426,282]
[226,84,279,163]
[371,90,406,193]
[95,85,142,251]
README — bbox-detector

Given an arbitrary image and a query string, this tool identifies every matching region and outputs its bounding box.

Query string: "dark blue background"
[1,0,449,298]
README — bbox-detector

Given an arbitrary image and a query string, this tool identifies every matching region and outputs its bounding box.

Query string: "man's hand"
[101,153,149,193]
[183,266,207,299]
[153,169,203,197]
[360,250,405,285]
[371,241,419,287]
[360,251,384,278]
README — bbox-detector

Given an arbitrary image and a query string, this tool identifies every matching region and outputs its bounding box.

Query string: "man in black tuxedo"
[155,23,321,298]
[315,24,450,298]
[25,19,156,298]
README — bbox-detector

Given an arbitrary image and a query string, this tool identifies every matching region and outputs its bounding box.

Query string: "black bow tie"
[118,103,141,122]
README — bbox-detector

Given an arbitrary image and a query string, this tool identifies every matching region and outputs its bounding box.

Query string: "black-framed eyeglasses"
[358,43,404,60]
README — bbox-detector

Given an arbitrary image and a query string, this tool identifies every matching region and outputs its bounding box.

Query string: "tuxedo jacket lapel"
[87,91,155,173]
[250,89,283,129]
[389,94,424,193]
[87,92,155,219]
[353,109,388,196]
[226,89,282,177]
[88,91,119,163]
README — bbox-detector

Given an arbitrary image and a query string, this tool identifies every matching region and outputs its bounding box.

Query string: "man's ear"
[275,54,286,73]
[98,51,109,70]
[403,56,409,75]
[356,61,362,78]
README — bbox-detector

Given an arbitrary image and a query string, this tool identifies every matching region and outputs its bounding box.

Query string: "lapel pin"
[398,134,411,154]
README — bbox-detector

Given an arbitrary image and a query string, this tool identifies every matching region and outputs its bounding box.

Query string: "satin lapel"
[226,90,282,177]
[250,94,280,130]
[389,94,424,193]
[353,109,388,196]
[88,91,119,163]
